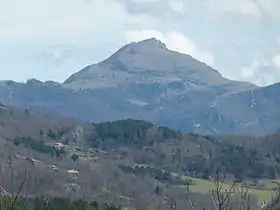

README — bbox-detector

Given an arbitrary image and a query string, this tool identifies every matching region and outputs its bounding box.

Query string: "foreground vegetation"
[1,105,280,209]
[0,196,120,210]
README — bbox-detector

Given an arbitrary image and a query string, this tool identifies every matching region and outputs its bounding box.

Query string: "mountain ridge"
[64,38,256,91]
[0,38,278,135]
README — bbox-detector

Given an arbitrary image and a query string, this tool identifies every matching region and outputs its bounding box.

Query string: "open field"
[183,176,276,204]
[134,163,277,204]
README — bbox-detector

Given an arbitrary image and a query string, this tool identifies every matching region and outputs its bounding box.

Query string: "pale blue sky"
[0,0,279,86]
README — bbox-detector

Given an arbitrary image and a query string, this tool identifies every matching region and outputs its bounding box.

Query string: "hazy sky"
[0,0,279,86]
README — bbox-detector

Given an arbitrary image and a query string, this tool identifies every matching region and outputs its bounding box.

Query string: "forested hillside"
[1,104,280,209]
[87,120,280,180]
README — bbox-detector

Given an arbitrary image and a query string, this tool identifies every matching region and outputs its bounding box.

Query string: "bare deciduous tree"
[211,170,235,210]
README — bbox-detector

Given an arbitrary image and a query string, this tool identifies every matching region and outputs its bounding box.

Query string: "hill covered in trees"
[87,119,280,180]
[1,104,280,209]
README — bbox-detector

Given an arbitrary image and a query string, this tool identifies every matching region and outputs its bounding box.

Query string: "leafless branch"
[186,183,195,210]
[211,170,235,210]
[10,170,28,210]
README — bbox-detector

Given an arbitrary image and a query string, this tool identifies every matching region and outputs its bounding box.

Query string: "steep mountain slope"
[0,38,278,134]
[212,82,280,134]
[64,38,254,92]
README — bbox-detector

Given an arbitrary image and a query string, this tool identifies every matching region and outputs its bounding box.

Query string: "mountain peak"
[110,37,168,59]
[134,38,167,49]
[64,38,239,88]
